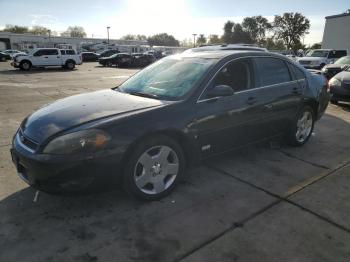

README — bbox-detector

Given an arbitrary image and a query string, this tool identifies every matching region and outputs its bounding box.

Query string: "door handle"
[44,56,48,58]
[247,96,257,105]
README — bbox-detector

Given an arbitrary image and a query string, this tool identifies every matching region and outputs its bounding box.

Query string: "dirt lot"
[0,62,350,262]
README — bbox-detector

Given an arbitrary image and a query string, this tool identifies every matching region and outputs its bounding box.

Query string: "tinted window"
[60,50,66,55]
[43,49,58,55]
[66,50,75,55]
[255,57,291,87]
[335,50,347,58]
[288,63,306,80]
[211,58,253,93]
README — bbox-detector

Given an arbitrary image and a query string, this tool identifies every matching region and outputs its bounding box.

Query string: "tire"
[107,61,113,67]
[65,60,75,70]
[20,60,32,71]
[123,135,186,200]
[286,106,315,146]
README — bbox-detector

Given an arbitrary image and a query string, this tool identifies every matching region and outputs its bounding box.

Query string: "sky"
[0,0,349,45]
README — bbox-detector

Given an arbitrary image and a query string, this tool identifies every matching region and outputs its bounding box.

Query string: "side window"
[255,57,291,87]
[288,63,306,80]
[60,50,66,55]
[66,50,75,55]
[209,58,253,95]
[45,49,58,55]
[33,50,43,56]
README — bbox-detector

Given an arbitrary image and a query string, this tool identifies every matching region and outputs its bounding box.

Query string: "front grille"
[299,60,311,65]
[18,129,38,151]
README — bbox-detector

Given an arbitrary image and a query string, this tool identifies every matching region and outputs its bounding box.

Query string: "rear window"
[254,57,291,87]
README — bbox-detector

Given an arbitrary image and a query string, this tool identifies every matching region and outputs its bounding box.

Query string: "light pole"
[192,34,197,47]
[48,30,51,47]
[107,26,110,45]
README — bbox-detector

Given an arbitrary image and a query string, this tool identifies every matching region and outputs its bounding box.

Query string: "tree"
[222,21,235,43]
[208,34,222,44]
[242,16,272,44]
[273,13,310,51]
[231,24,252,44]
[61,26,86,38]
[121,34,147,41]
[3,24,29,33]
[265,37,286,50]
[196,34,207,45]
[30,26,51,36]
[147,33,179,46]
[310,43,322,49]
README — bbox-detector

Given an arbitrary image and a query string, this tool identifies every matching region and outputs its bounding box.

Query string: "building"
[322,11,350,52]
[0,32,150,53]
[0,32,187,54]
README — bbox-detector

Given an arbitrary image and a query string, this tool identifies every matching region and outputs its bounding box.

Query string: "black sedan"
[10,51,329,200]
[131,53,156,67]
[329,69,350,104]
[0,52,11,61]
[99,53,133,67]
[322,55,350,79]
[81,52,100,62]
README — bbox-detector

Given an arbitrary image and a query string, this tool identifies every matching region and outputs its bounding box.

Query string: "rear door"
[252,57,302,134]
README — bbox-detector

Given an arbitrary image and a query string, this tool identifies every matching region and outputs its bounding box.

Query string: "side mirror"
[207,85,234,98]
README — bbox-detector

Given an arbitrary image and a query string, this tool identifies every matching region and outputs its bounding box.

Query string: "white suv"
[11,48,82,71]
[298,49,347,70]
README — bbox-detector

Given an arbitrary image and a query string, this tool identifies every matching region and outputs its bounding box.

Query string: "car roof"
[185,44,268,53]
[177,50,278,59]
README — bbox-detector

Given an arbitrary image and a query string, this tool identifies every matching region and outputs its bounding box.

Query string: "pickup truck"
[298,49,347,70]
[11,48,82,71]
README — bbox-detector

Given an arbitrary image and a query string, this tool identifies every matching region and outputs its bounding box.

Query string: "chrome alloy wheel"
[134,145,179,195]
[296,111,313,143]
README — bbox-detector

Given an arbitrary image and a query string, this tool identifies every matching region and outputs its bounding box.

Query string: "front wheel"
[287,106,315,146]
[123,136,185,200]
[20,61,32,71]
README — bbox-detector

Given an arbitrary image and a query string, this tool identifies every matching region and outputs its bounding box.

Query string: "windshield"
[335,56,350,65]
[118,56,217,100]
[306,50,329,58]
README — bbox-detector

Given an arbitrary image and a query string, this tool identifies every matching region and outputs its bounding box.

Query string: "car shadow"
[336,102,350,112]
[1,113,349,261]
[0,67,78,75]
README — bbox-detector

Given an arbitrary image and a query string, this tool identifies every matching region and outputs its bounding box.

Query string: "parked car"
[298,49,347,70]
[10,51,329,200]
[11,48,82,71]
[81,52,100,62]
[99,53,132,67]
[0,52,11,61]
[321,55,350,79]
[98,49,120,58]
[131,53,156,67]
[328,68,350,104]
[2,49,23,57]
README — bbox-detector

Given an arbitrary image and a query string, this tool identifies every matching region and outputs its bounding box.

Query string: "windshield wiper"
[128,91,160,99]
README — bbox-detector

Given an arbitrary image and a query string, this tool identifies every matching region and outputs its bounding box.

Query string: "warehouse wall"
[322,14,350,52]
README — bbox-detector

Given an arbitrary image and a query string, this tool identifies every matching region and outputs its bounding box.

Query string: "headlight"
[328,78,341,88]
[43,129,110,155]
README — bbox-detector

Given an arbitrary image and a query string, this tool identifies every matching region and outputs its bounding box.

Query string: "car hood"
[333,71,350,81]
[22,89,166,143]
[298,57,325,62]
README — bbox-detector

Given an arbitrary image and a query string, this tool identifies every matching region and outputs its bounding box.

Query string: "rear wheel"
[123,135,185,200]
[287,106,315,146]
[65,60,75,70]
[20,61,32,71]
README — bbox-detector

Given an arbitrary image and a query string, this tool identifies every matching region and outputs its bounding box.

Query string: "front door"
[193,58,266,157]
